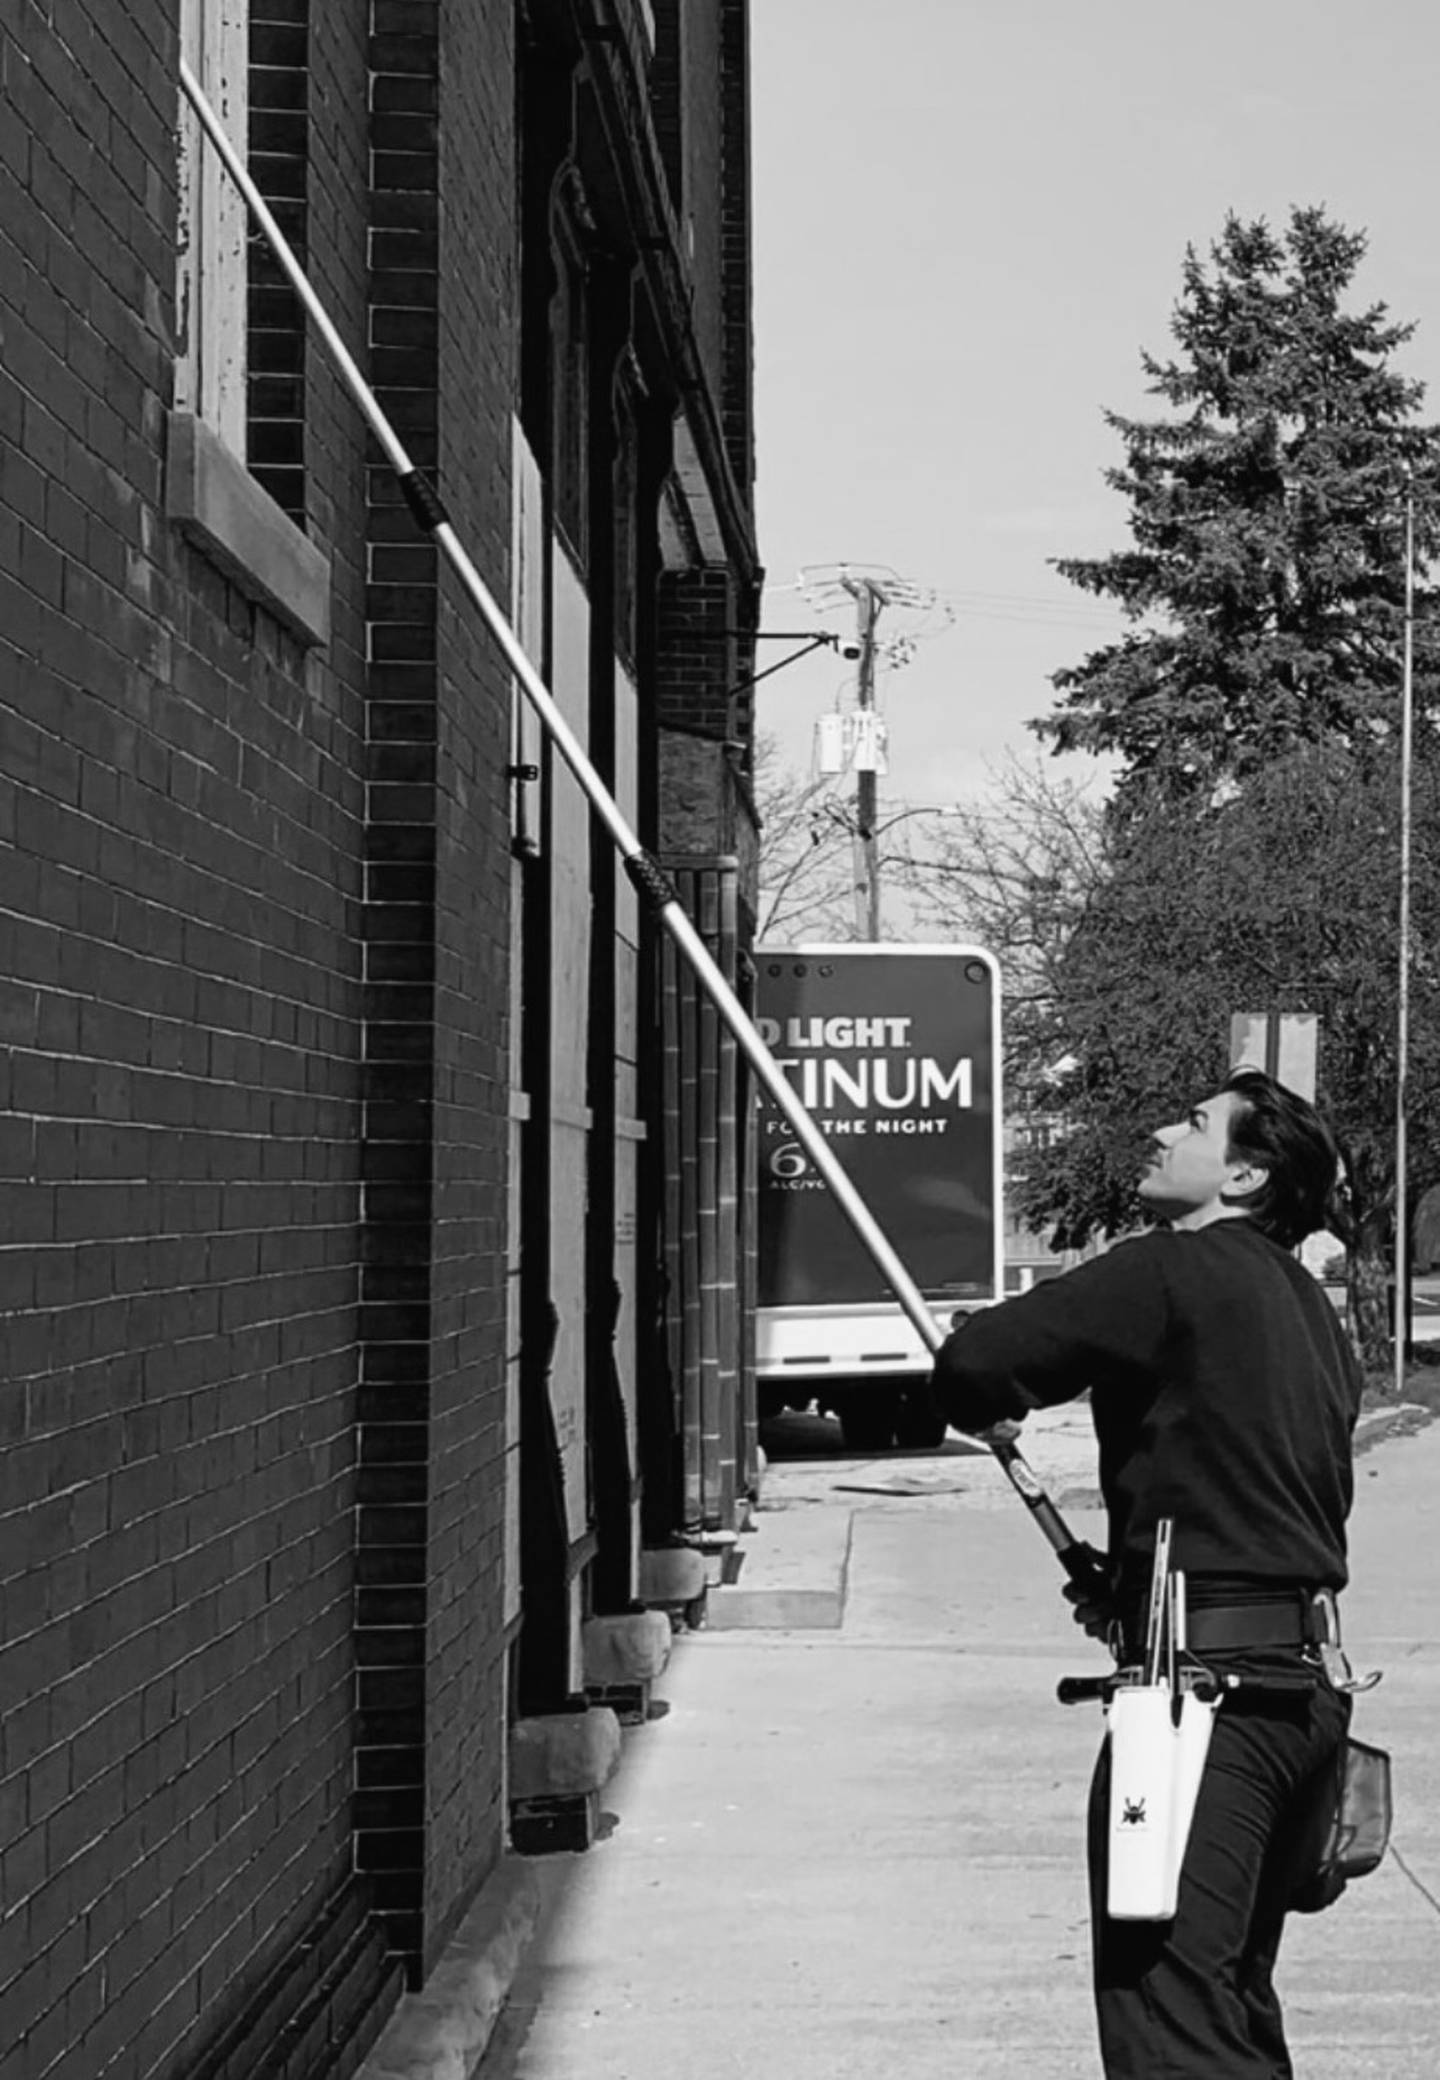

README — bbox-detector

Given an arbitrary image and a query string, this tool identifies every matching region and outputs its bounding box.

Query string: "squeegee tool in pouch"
[1105,1522,1219,1922]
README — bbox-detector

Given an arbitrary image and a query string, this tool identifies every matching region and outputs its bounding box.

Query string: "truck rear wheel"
[837,1401,898,1453]
[893,1391,948,1451]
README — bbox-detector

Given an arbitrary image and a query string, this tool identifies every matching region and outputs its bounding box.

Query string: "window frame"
[549,191,591,569]
[168,0,330,646]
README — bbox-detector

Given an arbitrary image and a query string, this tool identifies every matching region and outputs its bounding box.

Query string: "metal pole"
[859,590,881,940]
[1395,477,1415,1399]
[844,579,882,939]
[176,58,1097,1587]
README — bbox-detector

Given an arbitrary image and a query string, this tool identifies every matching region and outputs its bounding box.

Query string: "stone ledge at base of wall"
[678,1526,743,1587]
[582,1610,674,1724]
[581,1610,673,1686]
[637,1544,709,1615]
[508,1707,623,1801]
[353,1856,542,2080]
[508,1706,625,1854]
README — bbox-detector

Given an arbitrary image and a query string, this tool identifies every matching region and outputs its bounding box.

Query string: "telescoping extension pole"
[178,61,1098,1591]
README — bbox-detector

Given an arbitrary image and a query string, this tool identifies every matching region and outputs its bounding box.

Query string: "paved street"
[479,1405,1440,2079]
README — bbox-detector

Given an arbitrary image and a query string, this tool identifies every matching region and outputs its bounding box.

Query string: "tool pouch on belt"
[1106,1680,1218,1921]
[1289,1735,1393,1914]
[1104,1519,1219,1922]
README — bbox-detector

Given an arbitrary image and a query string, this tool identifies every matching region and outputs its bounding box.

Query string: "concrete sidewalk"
[708,1401,1110,1630]
[710,1400,1431,1628]
[477,1414,1440,2079]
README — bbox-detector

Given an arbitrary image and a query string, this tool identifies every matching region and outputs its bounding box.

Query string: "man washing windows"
[933,1069,1362,2077]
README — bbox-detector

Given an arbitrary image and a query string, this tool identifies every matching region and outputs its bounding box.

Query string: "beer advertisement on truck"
[754,944,1001,1452]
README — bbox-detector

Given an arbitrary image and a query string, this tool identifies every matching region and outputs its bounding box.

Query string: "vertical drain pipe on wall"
[660,859,743,1536]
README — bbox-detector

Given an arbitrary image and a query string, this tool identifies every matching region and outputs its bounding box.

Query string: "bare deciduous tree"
[753,732,857,943]
[896,749,1107,1088]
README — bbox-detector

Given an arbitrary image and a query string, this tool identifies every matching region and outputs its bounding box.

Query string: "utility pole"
[797,561,950,940]
[1395,470,1416,1396]
[844,576,884,939]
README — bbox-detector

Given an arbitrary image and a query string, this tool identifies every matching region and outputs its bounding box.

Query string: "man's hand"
[1060,1541,1115,1642]
[1063,1582,1114,1642]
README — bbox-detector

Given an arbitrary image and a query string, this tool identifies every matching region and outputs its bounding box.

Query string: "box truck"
[755,943,1001,1452]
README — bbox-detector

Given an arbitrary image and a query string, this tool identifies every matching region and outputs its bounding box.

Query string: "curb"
[355,1856,542,2080]
[1354,1401,1434,1457]
[704,1509,854,1630]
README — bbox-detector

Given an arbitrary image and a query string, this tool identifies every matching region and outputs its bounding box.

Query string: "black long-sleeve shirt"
[934,1219,1363,1599]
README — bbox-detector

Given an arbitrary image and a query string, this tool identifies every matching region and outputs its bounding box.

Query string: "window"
[246,0,312,527]
[549,197,590,565]
[175,0,249,452]
[611,360,643,668]
[169,0,330,644]
[649,0,683,215]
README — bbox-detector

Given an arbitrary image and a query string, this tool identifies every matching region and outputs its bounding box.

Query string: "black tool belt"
[1119,1588,1337,1662]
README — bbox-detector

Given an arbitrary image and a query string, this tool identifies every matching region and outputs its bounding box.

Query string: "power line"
[935,590,1129,628]
[767,575,1132,635]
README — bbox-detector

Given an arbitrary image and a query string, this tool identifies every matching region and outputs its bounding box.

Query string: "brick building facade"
[0,2,759,2074]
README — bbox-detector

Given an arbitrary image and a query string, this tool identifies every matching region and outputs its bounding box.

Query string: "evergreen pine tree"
[1036,207,1440,800]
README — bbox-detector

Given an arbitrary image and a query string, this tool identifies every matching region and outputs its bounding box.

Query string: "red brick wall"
[2,0,756,2065]
[678,0,724,400]
[424,0,516,1966]
[647,0,752,502]
[355,0,515,1980]
[654,565,743,741]
[0,3,381,2073]
[718,0,754,496]
[353,0,445,1973]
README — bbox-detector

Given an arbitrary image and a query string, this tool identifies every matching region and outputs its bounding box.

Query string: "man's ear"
[1221,1159,1269,1209]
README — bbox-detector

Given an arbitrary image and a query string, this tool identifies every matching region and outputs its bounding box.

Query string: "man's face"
[1137,1089,1258,1225]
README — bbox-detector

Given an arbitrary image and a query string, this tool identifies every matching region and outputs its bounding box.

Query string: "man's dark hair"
[1220,1068,1345,1248]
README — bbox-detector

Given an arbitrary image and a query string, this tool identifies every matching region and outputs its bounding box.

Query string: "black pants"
[1087,1654,1350,2078]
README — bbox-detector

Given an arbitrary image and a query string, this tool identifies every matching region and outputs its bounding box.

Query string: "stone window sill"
[165,410,331,647]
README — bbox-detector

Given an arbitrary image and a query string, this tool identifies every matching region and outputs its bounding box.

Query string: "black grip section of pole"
[1058,1539,1112,1600]
[1217,1670,1318,1697]
[624,849,681,914]
[1057,1674,1114,1706]
[398,469,449,534]
[990,1438,1086,1567]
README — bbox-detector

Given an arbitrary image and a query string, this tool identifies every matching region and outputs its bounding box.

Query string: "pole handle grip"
[1058,1539,1112,1598]
[1205,1670,1318,1698]
[1057,1674,1115,1706]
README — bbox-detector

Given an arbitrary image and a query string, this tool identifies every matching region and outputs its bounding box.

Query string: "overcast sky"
[749,0,1440,809]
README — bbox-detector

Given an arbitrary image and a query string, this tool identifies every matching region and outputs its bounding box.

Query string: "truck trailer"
[754,943,1002,1451]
